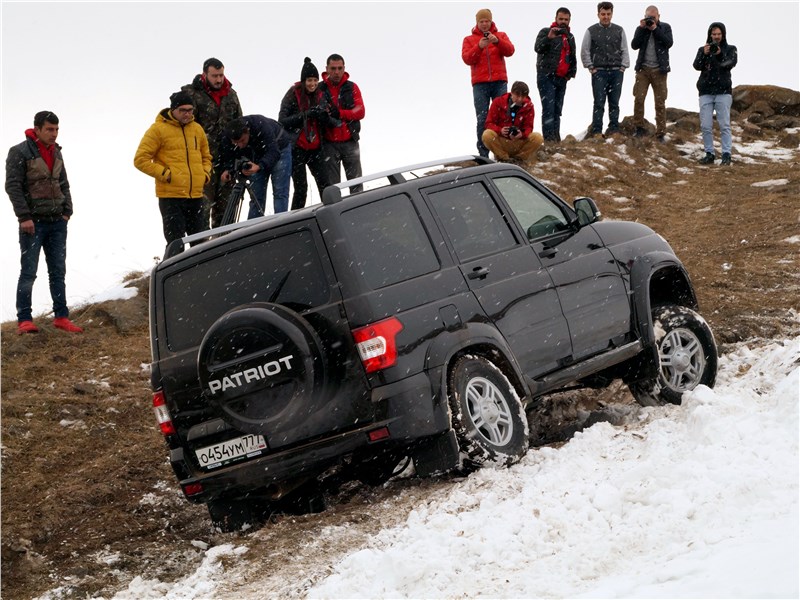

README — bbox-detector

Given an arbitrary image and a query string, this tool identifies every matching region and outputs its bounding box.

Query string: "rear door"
[424,178,571,377]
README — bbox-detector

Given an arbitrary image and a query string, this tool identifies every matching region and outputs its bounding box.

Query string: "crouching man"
[481,81,544,163]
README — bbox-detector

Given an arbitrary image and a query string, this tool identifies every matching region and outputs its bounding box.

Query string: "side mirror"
[573,197,601,227]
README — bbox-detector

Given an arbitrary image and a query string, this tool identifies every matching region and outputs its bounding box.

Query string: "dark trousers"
[291,146,328,209]
[322,139,363,193]
[158,198,205,245]
[203,168,236,229]
[17,218,68,322]
[537,73,569,142]
[472,80,508,156]
[591,69,624,133]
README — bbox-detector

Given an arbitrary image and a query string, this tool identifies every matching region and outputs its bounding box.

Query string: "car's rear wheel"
[448,355,528,468]
[629,304,717,406]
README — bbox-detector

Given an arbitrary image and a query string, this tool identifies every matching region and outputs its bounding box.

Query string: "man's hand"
[242,163,260,176]
[221,170,231,183]
[547,27,560,39]
[20,219,34,235]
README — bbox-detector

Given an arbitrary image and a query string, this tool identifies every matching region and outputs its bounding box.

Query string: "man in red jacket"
[318,54,365,193]
[481,81,543,163]
[462,8,515,157]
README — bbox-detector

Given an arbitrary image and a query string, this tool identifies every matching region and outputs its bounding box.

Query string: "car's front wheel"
[629,304,718,407]
[448,355,528,468]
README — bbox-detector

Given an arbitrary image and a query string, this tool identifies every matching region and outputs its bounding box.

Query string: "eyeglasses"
[175,107,194,113]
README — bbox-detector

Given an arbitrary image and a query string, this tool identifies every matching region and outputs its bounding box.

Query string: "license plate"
[195,434,267,469]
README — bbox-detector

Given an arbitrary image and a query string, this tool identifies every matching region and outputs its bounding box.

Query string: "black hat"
[170,91,194,110]
[301,57,319,82]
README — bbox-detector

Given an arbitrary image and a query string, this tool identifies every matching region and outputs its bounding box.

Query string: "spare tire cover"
[198,303,326,434]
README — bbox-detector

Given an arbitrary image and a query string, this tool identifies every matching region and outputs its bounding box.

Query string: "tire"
[629,304,718,407]
[197,303,326,434]
[448,355,529,468]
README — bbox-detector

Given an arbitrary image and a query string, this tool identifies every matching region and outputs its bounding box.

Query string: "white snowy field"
[92,331,799,600]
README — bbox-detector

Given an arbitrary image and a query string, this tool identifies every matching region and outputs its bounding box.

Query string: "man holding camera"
[693,22,738,165]
[218,115,293,217]
[462,8,515,157]
[631,6,673,141]
[181,57,243,228]
[534,7,577,143]
[134,91,212,247]
[481,81,544,163]
[581,1,629,137]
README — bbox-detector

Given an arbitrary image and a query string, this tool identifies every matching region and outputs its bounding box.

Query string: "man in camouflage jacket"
[182,57,243,227]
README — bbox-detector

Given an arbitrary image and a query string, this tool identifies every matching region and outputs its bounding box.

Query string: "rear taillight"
[182,483,203,497]
[152,390,176,436]
[352,317,403,373]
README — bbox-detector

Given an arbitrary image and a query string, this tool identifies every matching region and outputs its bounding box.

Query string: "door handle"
[539,246,557,259]
[467,266,490,280]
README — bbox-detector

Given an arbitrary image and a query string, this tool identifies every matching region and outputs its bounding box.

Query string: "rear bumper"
[174,368,451,503]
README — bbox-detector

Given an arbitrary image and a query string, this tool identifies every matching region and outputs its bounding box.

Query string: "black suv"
[148,156,717,531]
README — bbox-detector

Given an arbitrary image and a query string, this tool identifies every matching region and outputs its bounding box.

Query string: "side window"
[163,229,329,351]
[341,194,440,289]
[493,176,571,240]
[428,182,517,261]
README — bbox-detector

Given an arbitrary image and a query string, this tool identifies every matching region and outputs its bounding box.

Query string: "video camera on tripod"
[219,157,258,226]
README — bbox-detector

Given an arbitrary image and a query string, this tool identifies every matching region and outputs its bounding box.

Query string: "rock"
[666,107,695,122]
[761,115,800,130]
[777,133,800,148]
[732,84,800,116]
[749,100,775,117]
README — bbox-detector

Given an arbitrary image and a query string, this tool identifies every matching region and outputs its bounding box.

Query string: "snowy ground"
[84,331,799,600]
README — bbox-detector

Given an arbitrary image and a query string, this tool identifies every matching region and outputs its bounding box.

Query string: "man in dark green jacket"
[182,58,243,227]
[6,111,82,334]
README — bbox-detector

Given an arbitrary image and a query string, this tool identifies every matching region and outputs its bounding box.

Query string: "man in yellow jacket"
[134,91,212,247]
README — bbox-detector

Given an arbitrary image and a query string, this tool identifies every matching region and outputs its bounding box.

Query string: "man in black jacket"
[5,111,82,334]
[534,7,577,142]
[219,115,293,217]
[693,22,738,165]
[631,6,673,140]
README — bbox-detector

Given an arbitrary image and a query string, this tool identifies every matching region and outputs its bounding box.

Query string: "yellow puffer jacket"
[134,109,211,199]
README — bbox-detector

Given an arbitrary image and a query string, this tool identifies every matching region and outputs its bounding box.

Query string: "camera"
[508,126,519,137]
[709,41,720,53]
[644,17,655,27]
[553,26,568,35]
[483,31,490,38]
[233,158,252,175]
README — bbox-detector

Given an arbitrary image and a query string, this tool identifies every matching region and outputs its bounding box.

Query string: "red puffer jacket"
[461,23,515,85]
[484,93,534,137]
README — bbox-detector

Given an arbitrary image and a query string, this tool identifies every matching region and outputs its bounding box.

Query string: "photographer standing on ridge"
[462,8,515,157]
[134,91,211,247]
[534,7,577,143]
[181,57,243,228]
[631,5,673,141]
[693,22,738,165]
[218,115,292,217]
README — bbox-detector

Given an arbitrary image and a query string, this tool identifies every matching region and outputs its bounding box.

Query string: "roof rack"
[164,214,273,259]
[321,155,493,205]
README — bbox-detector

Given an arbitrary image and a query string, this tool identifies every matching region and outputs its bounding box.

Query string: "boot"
[698,152,715,165]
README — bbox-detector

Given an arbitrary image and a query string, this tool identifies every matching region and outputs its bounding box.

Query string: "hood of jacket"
[706,22,728,45]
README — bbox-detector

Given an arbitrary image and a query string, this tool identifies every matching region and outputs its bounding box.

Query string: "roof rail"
[163,215,272,259]
[321,155,493,205]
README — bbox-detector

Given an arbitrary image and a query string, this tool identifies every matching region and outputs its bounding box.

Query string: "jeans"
[537,73,568,142]
[247,143,293,218]
[633,67,669,136]
[291,146,328,209]
[322,139,363,194]
[590,69,624,133]
[158,198,205,245]
[699,94,733,154]
[472,81,508,156]
[17,218,68,322]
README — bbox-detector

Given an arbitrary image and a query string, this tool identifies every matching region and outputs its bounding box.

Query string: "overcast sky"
[1,1,799,322]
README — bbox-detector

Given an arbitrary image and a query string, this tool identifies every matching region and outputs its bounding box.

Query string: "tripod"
[219,173,258,227]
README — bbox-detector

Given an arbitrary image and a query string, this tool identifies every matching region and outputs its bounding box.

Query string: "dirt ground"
[2,120,798,599]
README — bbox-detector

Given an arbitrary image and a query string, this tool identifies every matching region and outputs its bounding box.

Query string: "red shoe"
[53,317,83,333]
[17,320,40,334]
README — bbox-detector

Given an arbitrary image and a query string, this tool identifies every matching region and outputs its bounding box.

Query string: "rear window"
[162,229,329,351]
[341,194,439,289]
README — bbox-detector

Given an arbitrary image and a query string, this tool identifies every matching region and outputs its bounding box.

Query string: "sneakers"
[698,152,715,165]
[17,320,39,335]
[53,317,83,333]
[720,152,732,165]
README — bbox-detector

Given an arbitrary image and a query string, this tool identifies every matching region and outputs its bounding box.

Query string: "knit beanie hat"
[170,91,193,110]
[476,8,492,22]
[301,57,319,82]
